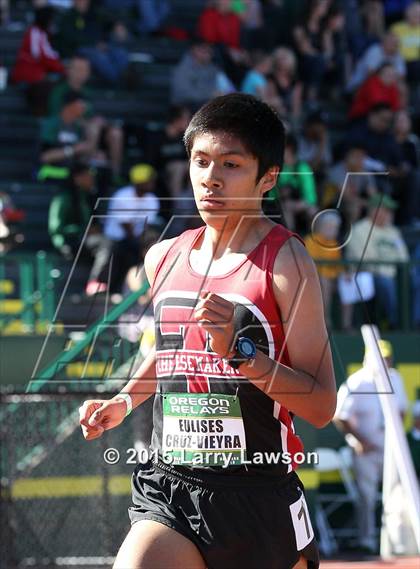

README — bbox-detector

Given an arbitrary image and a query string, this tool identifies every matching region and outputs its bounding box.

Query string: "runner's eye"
[224,162,238,169]
[195,158,208,167]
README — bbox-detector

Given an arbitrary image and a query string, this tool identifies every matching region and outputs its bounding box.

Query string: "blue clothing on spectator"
[103,0,170,34]
[79,43,128,84]
[241,70,267,96]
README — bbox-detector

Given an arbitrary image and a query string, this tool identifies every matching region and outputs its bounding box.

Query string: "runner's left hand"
[193,291,236,358]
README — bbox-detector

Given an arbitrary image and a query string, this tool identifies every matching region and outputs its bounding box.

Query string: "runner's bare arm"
[79,238,176,439]
[245,237,336,427]
[194,237,336,428]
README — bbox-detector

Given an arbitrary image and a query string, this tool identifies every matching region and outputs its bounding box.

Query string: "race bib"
[162,393,247,467]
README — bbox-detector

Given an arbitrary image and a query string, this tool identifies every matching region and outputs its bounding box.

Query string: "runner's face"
[189,131,271,229]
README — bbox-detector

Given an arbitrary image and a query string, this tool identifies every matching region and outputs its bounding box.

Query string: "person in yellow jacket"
[304,210,343,328]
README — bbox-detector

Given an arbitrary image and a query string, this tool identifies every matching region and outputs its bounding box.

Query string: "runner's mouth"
[200,197,225,209]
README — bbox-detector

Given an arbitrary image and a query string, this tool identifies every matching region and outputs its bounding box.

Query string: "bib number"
[162,393,247,466]
[289,491,314,550]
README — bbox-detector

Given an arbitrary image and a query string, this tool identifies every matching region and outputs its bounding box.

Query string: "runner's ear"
[260,167,279,194]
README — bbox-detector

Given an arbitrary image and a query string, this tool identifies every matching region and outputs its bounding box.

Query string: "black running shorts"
[128,460,319,569]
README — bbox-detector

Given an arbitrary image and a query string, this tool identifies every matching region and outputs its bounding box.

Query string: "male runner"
[79,94,337,569]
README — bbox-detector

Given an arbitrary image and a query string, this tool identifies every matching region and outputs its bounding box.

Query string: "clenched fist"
[193,291,236,358]
[79,398,127,440]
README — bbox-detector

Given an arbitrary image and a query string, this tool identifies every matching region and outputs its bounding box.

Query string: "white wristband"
[115,393,132,416]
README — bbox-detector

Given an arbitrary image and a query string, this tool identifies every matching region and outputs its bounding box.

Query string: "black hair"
[369,102,393,114]
[69,161,91,179]
[63,91,86,105]
[34,7,55,30]
[184,94,286,180]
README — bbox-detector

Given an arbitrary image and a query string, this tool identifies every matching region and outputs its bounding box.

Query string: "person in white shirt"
[104,163,160,291]
[333,340,408,553]
[345,193,410,329]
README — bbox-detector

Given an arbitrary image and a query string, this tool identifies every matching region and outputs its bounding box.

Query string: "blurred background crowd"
[0,0,419,331]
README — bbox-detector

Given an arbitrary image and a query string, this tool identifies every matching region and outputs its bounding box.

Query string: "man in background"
[334,340,408,553]
[104,164,160,292]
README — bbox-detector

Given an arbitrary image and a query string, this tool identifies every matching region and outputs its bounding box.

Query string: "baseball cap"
[129,164,156,185]
[365,339,393,358]
[368,193,398,210]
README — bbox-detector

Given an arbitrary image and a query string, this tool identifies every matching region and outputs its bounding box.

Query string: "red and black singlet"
[150,224,305,476]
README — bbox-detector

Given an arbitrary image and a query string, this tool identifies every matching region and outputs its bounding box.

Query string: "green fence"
[0,251,59,333]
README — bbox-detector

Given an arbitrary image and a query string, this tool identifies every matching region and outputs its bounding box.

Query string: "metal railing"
[0,251,58,332]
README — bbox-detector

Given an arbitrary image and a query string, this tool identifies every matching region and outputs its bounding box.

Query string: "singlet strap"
[152,227,205,292]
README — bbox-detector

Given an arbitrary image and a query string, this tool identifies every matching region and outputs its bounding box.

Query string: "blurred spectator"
[394,109,420,170]
[259,0,304,50]
[361,0,386,39]
[334,339,408,553]
[0,0,10,25]
[40,91,121,185]
[0,192,25,254]
[55,0,129,84]
[11,7,64,116]
[293,0,344,101]
[393,109,420,225]
[265,47,303,121]
[348,104,418,229]
[231,0,264,49]
[141,105,191,203]
[48,55,93,116]
[347,32,406,93]
[48,56,124,178]
[391,1,420,83]
[384,0,414,25]
[171,41,233,110]
[266,134,317,233]
[407,400,420,479]
[324,145,378,223]
[240,50,272,98]
[297,110,332,183]
[197,0,250,87]
[198,0,242,49]
[347,103,403,173]
[349,63,403,121]
[48,162,111,295]
[345,193,410,329]
[102,0,170,35]
[304,210,343,328]
[40,93,92,172]
[413,244,420,330]
[104,164,160,292]
[344,0,383,60]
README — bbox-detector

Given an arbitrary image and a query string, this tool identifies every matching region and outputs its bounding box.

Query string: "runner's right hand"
[79,398,127,440]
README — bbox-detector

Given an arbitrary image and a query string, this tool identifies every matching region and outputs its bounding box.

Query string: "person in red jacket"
[349,62,402,120]
[11,6,65,115]
[198,0,241,49]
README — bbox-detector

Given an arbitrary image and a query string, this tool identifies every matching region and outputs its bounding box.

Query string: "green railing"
[26,279,149,393]
[0,251,58,332]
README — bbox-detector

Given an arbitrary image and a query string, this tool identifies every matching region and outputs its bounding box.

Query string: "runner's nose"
[202,164,222,189]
